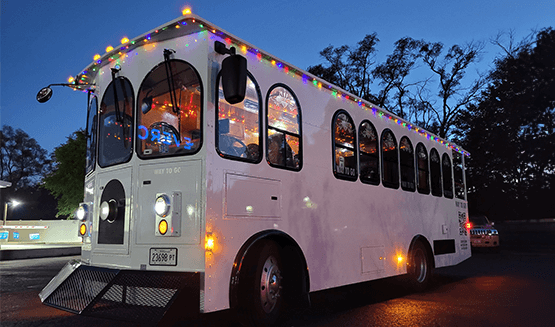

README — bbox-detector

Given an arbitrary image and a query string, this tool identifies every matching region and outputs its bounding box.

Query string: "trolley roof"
[70,11,469,156]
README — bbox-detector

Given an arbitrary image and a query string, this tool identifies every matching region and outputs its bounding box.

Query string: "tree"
[417,41,486,138]
[1,125,50,189]
[462,28,555,220]
[42,130,86,218]
[308,36,485,139]
[308,33,380,103]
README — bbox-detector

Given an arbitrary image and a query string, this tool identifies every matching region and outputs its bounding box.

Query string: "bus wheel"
[238,240,283,326]
[407,241,433,291]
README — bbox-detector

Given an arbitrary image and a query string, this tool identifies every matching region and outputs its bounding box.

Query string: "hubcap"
[260,255,282,313]
[413,248,427,283]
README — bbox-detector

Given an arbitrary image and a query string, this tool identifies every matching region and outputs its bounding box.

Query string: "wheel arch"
[229,229,310,310]
[408,234,435,269]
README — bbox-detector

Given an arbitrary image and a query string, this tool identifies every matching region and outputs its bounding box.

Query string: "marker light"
[155,194,171,217]
[397,255,404,263]
[158,219,168,235]
[121,37,129,44]
[79,223,87,236]
[106,46,114,53]
[93,54,101,61]
[182,7,192,15]
[205,233,215,252]
[466,222,472,230]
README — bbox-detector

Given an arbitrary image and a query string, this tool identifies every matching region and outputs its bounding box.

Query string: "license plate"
[149,248,177,266]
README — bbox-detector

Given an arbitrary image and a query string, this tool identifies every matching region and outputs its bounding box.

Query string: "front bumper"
[39,260,201,324]
[471,235,500,247]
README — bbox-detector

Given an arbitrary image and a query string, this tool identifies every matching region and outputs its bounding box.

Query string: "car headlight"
[155,194,171,217]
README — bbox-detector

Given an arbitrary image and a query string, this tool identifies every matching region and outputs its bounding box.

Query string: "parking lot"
[1,222,554,327]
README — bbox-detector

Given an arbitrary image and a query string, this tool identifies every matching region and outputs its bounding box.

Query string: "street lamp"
[3,200,21,226]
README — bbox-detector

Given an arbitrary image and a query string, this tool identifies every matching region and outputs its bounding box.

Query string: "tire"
[407,241,433,292]
[237,241,283,327]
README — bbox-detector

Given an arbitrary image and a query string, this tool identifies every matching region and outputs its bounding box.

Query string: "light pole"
[3,200,21,226]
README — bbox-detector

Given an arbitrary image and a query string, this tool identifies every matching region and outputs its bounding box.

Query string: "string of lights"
[70,8,469,156]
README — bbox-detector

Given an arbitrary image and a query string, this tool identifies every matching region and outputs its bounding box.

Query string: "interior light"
[158,219,168,235]
[397,255,404,263]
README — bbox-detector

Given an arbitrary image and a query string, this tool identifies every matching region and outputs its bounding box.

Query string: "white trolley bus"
[38,10,471,326]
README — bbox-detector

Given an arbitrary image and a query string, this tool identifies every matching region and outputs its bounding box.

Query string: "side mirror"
[36,87,53,103]
[221,54,247,104]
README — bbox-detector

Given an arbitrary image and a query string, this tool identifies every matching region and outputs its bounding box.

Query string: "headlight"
[76,203,88,221]
[99,199,117,223]
[155,194,171,217]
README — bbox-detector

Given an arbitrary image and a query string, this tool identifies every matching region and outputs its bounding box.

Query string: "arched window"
[99,77,134,167]
[359,120,379,185]
[453,150,466,200]
[332,110,357,181]
[442,153,454,199]
[430,148,442,197]
[381,129,399,189]
[416,143,430,194]
[216,72,262,162]
[399,136,415,192]
[136,60,202,158]
[266,84,302,170]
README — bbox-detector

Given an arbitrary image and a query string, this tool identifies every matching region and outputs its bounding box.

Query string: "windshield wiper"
[111,67,123,123]
[163,49,179,114]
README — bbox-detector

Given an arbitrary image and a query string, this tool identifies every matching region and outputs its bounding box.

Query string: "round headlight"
[155,194,171,217]
[99,199,117,223]
[76,203,88,221]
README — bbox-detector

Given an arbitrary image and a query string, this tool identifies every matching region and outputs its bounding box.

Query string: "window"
[453,151,466,200]
[381,129,399,189]
[430,148,442,197]
[332,110,357,181]
[85,95,98,174]
[416,143,430,194]
[399,136,415,192]
[359,120,379,185]
[266,85,302,170]
[442,153,454,199]
[136,60,202,159]
[99,77,134,167]
[217,72,262,162]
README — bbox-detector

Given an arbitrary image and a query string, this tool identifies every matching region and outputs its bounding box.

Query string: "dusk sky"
[2,0,554,153]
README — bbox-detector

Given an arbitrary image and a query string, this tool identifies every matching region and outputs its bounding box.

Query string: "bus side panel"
[202,34,470,313]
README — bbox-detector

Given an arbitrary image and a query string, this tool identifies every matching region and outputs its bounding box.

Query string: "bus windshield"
[136,59,202,158]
